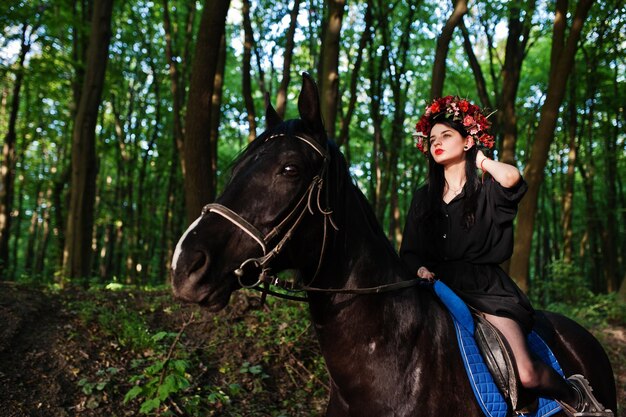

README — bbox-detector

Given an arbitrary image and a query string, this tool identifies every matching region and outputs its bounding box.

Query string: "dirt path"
[0,283,76,417]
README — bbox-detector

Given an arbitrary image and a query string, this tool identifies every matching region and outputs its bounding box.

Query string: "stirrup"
[558,374,614,417]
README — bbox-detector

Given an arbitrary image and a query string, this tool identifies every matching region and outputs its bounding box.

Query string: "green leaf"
[139,398,161,414]
[124,386,143,403]
[171,359,188,374]
[145,360,164,375]
[151,331,168,342]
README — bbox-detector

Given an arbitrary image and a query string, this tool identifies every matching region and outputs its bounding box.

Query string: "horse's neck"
[306,185,439,361]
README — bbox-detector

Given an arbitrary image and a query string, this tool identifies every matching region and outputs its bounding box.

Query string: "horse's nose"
[188,250,209,277]
[172,250,210,303]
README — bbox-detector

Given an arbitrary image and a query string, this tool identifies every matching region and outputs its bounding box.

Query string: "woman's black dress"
[400,178,535,333]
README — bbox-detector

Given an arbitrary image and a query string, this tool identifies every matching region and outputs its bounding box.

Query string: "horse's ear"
[265,92,282,129]
[298,72,325,135]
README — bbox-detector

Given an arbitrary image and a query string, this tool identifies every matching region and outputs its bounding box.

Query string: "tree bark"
[162,0,191,177]
[0,23,31,277]
[183,0,230,223]
[210,34,227,191]
[459,19,491,109]
[317,0,345,139]
[63,0,115,281]
[275,0,301,119]
[430,0,468,100]
[509,0,594,291]
[561,73,578,263]
[242,0,257,141]
[337,0,372,149]
[498,1,536,165]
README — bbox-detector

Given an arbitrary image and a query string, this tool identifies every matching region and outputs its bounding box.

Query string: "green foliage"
[2,0,625,296]
[531,260,626,327]
[124,349,193,414]
[78,367,120,410]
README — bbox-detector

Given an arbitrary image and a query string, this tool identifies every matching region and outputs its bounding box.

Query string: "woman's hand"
[476,149,488,170]
[417,266,435,281]
[474,149,521,188]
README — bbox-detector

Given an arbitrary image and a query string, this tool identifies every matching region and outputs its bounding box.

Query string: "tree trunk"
[242,0,257,141]
[337,0,372,150]
[182,0,230,223]
[210,34,227,192]
[378,1,415,243]
[561,74,578,263]
[367,12,386,218]
[34,188,52,275]
[162,0,191,177]
[459,19,491,109]
[430,0,468,100]
[63,0,115,281]
[509,0,594,291]
[317,0,345,139]
[25,186,43,272]
[578,161,604,291]
[499,1,536,165]
[275,0,301,119]
[0,23,31,277]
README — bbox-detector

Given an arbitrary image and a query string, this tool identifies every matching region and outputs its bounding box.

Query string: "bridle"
[201,133,424,302]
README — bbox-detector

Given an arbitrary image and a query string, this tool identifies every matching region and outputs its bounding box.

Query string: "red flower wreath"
[413,96,495,155]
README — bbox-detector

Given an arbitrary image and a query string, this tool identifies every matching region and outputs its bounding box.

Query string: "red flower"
[459,100,469,112]
[430,102,440,113]
[463,115,475,127]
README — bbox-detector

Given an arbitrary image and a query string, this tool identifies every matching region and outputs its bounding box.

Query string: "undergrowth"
[65,286,327,416]
[530,260,626,328]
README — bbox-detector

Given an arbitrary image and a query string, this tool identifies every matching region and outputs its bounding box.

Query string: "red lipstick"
[434,149,444,155]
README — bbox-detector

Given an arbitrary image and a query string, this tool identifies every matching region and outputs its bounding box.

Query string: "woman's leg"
[482,313,577,403]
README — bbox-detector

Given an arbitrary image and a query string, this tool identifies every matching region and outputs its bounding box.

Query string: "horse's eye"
[282,164,299,177]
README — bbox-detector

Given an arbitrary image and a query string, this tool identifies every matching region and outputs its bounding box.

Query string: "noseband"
[201,133,424,302]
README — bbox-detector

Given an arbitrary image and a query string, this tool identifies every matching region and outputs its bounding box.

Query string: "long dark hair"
[419,119,481,230]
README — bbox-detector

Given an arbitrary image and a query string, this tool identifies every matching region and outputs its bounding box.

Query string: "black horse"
[171,74,617,416]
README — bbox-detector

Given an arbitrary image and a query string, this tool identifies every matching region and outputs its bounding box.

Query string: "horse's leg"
[539,311,617,412]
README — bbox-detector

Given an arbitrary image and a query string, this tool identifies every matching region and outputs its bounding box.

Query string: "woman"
[400,96,610,416]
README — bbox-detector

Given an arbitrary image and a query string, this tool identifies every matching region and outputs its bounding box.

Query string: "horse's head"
[171,73,337,311]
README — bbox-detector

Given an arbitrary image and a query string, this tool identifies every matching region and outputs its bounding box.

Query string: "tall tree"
[182,0,230,223]
[162,0,196,177]
[275,0,301,119]
[63,0,115,281]
[561,71,578,263]
[430,0,468,100]
[242,0,257,141]
[317,0,345,139]
[509,0,594,291]
[0,23,33,276]
[337,0,373,152]
[498,0,537,165]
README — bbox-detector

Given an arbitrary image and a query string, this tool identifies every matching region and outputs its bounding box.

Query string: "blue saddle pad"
[433,280,564,417]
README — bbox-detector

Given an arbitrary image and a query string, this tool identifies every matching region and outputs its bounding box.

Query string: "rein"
[203,133,425,302]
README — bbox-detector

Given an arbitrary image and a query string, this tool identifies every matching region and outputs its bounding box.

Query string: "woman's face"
[429,123,471,165]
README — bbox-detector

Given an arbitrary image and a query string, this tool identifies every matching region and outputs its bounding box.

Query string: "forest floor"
[0,281,624,417]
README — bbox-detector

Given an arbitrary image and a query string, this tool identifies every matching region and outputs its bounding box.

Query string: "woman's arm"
[476,150,521,188]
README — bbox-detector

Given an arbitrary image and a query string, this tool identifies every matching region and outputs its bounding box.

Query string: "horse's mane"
[326,141,402,261]
[227,120,400,263]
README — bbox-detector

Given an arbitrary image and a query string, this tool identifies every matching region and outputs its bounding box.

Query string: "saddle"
[433,280,563,417]
[473,311,538,414]
[433,281,614,417]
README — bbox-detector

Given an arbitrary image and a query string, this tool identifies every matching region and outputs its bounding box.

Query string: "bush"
[531,260,626,327]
